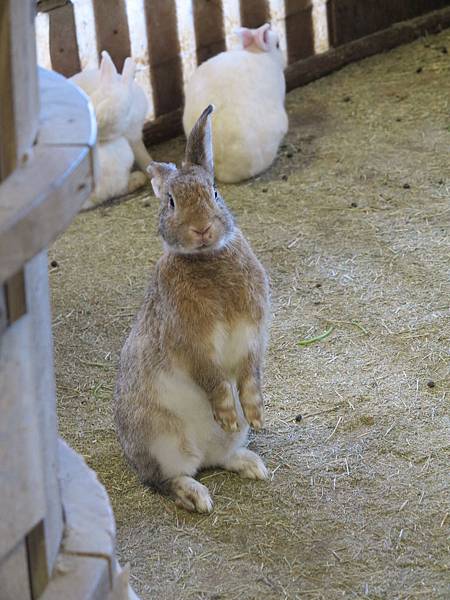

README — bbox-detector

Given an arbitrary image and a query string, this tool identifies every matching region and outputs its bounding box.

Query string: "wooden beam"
[144,0,184,117]
[0,1,16,179]
[143,108,183,146]
[5,270,26,325]
[0,0,39,181]
[284,0,315,64]
[36,0,70,12]
[0,69,96,283]
[26,520,48,600]
[92,0,131,72]
[327,0,450,47]
[240,0,270,28]
[193,0,226,65]
[49,3,81,77]
[0,286,6,335]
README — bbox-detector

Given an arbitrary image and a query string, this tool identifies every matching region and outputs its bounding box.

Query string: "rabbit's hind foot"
[222,447,268,480]
[169,475,213,513]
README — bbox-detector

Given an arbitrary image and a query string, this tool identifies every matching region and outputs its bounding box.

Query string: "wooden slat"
[144,0,184,117]
[49,3,81,77]
[0,1,16,180]
[240,0,270,27]
[5,269,26,324]
[284,0,315,64]
[92,0,131,72]
[37,0,70,12]
[26,520,48,600]
[0,314,47,563]
[327,0,450,47]
[0,68,96,283]
[0,286,6,335]
[0,1,39,181]
[26,252,64,576]
[0,541,32,600]
[193,0,226,65]
[143,108,183,146]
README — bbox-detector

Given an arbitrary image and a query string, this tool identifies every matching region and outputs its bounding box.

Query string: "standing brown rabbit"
[114,105,270,512]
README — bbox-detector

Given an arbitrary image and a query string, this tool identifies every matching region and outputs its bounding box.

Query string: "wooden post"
[0,0,39,180]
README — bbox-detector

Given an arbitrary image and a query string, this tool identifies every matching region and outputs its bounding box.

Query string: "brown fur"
[114,106,270,510]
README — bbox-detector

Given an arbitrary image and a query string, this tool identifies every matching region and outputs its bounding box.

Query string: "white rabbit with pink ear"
[71,51,152,208]
[183,23,288,183]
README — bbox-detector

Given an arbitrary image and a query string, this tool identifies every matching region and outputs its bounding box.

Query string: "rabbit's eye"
[213,185,218,200]
[168,194,175,209]
[276,41,280,49]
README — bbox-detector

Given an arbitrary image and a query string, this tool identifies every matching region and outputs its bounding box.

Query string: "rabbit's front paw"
[241,394,264,431]
[213,404,240,432]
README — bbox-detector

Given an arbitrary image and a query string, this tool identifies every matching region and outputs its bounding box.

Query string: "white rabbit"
[71,51,152,207]
[183,23,288,183]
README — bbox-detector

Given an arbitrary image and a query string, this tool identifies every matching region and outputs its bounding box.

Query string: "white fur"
[87,138,134,207]
[152,320,259,478]
[211,321,257,373]
[182,27,288,183]
[70,52,150,205]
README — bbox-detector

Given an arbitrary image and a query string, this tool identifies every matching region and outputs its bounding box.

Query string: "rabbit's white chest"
[211,321,257,375]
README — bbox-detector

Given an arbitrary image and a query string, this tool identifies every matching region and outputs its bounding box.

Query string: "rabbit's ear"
[235,27,254,48]
[100,50,118,83]
[147,161,176,198]
[122,57,136,85]
[253,23,271,52]
[184,105,214,175]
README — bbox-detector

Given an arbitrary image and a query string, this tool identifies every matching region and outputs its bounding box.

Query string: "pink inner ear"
[254,24,271,52]
[235,27,255,48]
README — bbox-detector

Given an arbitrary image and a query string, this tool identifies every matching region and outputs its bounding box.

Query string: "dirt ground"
[50,30,450,599]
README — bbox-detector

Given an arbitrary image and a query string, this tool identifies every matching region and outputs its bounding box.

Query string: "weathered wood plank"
[49,3,81,77]
[26,520,49,599]
[37,0,70,12]
[0,312,47,562]
[144,0,184,116]
[0,143,94,283]
[0,286,6,335]
[0,1,16,180]
[240,0,270,27]
[39,69,97,147]
[193,0,226,65]
[5,269,26,324]
[0,541,32,600]
[284,0,315,64]
[26,252,64,576]
[92,0,131,72]
[40,554,110,600]
[0,0,39,180]
[143,108,183,146]
[0,68,96,283]
[327,0,450,47]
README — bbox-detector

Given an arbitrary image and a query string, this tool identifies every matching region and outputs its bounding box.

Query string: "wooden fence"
[36,0,450,143]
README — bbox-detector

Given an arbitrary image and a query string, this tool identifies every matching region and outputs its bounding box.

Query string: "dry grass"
[50,31,450,599]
